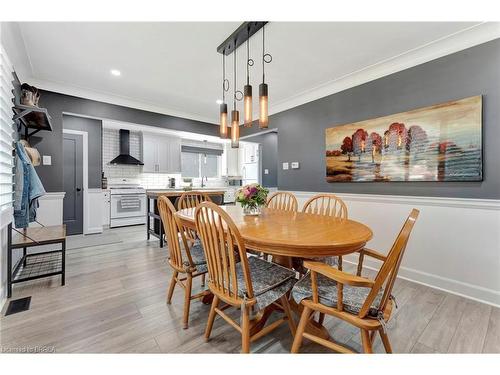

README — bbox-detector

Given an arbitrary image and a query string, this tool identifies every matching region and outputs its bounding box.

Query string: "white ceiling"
[8,22,500,124]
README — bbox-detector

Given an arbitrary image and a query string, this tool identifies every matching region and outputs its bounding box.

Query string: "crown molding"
[269,22,500,116]
[25,77,218,125]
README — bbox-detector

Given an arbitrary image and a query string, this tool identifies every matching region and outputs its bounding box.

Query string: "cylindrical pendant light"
[231,47,240,148]
[219,53,228,138]
[243,30,253,127]
[231,110,239,148]
[259,25,271,129]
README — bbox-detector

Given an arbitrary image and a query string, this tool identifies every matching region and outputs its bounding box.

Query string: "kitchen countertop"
[146,189,227,198]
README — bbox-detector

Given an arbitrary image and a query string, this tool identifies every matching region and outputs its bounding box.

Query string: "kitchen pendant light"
[231,48,240,148]
[243,29,253,127]
[219,53,229,138]
[259,24,271,129]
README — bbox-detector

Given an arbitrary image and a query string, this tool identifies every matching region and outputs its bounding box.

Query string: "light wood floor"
[1,225,499,354]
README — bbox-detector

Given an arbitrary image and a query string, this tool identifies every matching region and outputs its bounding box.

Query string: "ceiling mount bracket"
[217,22,268,55]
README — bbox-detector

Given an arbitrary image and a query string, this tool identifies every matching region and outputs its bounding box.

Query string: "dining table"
[175,204,373,339]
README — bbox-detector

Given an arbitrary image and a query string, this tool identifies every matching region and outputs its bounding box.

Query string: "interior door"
[63,133,84,235]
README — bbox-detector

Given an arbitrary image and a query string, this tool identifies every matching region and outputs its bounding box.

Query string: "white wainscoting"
[288,191,500,307]
[36,192,65,226]
[86,188,103,234]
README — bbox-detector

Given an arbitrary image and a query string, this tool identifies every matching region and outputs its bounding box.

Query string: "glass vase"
[242,205,262,216]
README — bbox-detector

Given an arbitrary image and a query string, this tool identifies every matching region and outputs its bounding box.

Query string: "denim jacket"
[13,141,46,228]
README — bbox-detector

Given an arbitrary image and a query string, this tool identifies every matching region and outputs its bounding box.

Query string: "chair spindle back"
[359,209,419,317]
[302,194,348,219]
[158,196,192,272]
[195,202,255,305]
[178,191,213,210]
[266,192,298,212]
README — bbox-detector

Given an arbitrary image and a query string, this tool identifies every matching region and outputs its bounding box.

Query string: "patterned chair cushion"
[236,256,297,311]
[182,240,208,274]
[292,272,383,317]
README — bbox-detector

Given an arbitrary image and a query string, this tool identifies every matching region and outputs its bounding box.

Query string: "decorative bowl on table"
[236,183,269,216]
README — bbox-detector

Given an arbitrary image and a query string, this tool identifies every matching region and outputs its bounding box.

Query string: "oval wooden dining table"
[175,204,373,340]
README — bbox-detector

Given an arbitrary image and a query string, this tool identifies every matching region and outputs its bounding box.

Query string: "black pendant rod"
[217,22,268,55]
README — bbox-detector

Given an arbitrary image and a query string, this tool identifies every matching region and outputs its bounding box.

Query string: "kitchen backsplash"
[102,128,182,188]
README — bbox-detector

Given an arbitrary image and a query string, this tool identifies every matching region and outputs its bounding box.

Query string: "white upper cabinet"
[243,143,258,163]
[142,132,158,173]
[142,133,181,173]
[167,137,181,173]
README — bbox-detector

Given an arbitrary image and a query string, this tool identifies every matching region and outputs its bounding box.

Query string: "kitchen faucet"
[201,176,207,188]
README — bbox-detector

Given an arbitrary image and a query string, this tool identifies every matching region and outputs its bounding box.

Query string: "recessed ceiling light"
[110,69,121,76]
[216,99,223,105]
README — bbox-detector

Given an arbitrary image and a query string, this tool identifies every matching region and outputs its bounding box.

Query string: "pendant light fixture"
[231,47,240,148]
[243,28,254,127]
[219,53,228,138]
[259,24,272,129]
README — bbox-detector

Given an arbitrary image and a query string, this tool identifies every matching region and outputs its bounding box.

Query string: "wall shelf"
[11,72,53,140]
[12,104,53,139]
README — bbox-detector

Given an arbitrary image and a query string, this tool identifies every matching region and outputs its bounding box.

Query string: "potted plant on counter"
[236,183,269,216]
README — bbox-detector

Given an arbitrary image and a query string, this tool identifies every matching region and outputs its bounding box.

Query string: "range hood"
[109,129,144,165]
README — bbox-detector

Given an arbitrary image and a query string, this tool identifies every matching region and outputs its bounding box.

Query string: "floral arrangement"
[236,183,269,212]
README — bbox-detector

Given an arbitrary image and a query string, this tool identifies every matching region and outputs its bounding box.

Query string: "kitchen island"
[146,189,225,247]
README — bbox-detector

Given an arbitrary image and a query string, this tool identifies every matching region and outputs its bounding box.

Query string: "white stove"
[108,178,146,227]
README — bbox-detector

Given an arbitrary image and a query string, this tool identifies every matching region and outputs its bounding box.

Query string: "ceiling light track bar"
[217,22,268,55]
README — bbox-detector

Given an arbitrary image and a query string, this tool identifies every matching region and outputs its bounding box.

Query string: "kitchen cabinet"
[243,143,258,163]
[102,191,110,227]
[225,144,239,176]
[142,133,181,173]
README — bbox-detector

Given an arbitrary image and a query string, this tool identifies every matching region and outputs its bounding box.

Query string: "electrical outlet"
[264,169,269,175]
[43,155,52,165]
[291,162,300,169]
[282,162,289,170]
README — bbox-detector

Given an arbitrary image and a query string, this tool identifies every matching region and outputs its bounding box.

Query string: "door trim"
[63,129,89,234]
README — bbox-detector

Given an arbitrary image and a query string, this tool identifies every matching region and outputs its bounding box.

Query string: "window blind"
[0,45,14,229]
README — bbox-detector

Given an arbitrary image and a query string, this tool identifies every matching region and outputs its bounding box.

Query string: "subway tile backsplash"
[102,128,181,189]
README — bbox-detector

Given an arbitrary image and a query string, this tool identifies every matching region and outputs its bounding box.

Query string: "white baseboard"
[287,190,500,307]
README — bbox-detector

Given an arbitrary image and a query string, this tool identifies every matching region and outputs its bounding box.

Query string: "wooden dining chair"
[290,209,419,354]
[300,193,348,271]
[158,196,209,329]
[177,191,213,210]
[266,191,298,212]
[195,202,297,353]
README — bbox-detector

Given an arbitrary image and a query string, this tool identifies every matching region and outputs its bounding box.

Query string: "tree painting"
[340,136,353,161]
[325,96,482,182]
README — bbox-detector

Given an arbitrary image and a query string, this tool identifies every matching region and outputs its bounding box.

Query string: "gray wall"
[35,90,218,192]
[245,132,278,188]
[63,115,102,189]
[242,39,500,199]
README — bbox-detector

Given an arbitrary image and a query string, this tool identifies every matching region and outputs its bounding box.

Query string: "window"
[181,146,222,179]
[0,45,14,229]
[181,152,220,178]
[181,152,200,178]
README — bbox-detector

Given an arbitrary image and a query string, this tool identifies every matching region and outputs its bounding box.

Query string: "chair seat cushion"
[292,272,383,317]
[182,240,207,274]
[236,256,297,311]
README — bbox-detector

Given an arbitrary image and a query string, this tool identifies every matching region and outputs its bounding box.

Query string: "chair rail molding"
[286,190,500,307]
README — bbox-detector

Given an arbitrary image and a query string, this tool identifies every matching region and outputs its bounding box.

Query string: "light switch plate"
[43,155,52,165]
[282,162,289,170]
[291,162,300,169]
[264,169,269,175]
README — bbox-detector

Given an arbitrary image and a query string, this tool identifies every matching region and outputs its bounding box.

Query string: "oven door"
[110,194,146,219]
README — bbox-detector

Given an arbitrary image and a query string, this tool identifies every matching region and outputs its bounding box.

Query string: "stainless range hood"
[109,129,144,165]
